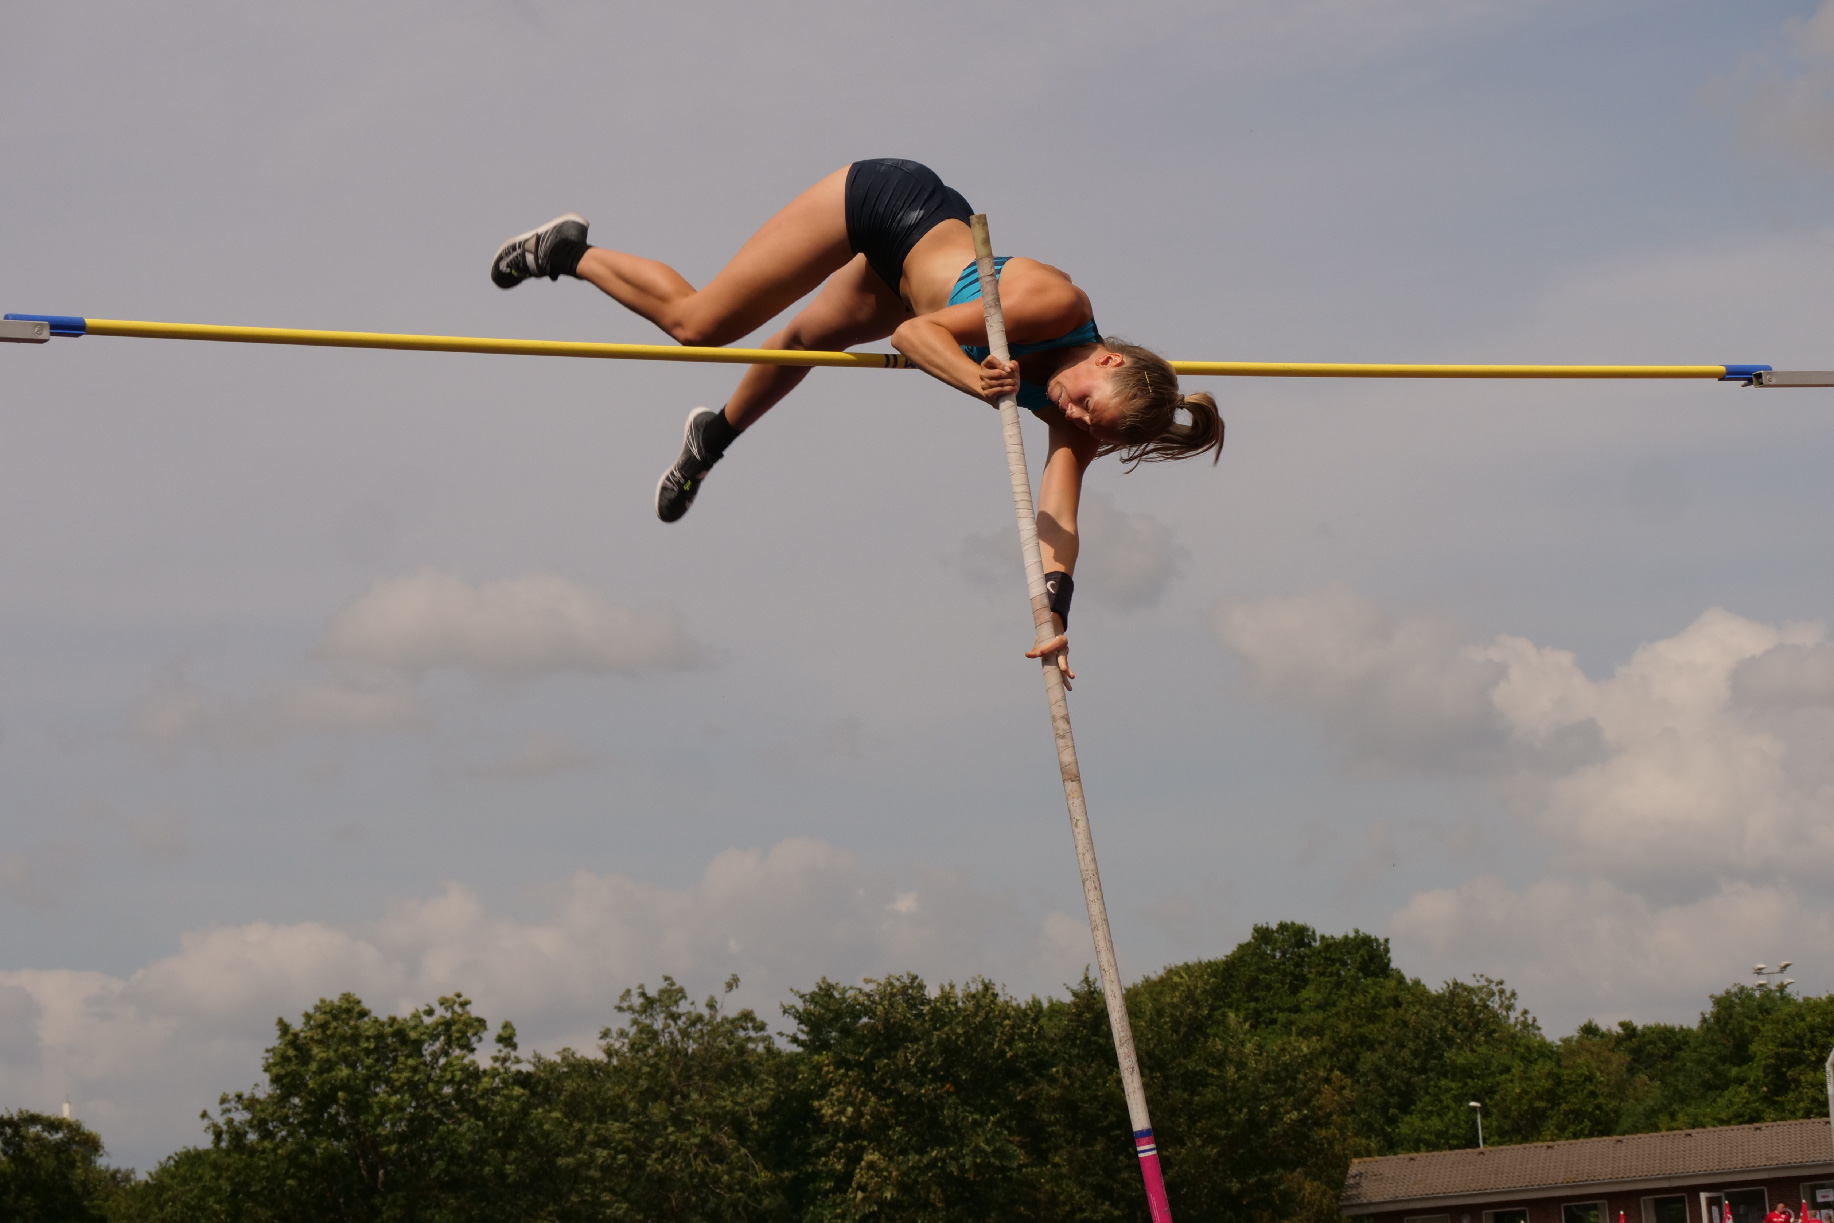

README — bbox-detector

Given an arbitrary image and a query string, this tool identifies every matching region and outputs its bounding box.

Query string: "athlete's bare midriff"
[898,219,980,313]
[897,220,1094,345]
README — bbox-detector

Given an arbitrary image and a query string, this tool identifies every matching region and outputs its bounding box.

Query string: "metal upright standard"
[967,214,1174,1223]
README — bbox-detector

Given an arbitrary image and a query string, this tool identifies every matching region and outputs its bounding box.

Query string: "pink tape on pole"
[1136,1130,1173,1223]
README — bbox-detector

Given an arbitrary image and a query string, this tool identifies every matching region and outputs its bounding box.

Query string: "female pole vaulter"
[489,159,1223,684]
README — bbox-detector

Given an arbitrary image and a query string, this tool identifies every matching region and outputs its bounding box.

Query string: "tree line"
[11,922,1834,1222]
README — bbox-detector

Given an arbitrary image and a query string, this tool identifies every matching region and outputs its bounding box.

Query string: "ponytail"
[1098,338,1225,469]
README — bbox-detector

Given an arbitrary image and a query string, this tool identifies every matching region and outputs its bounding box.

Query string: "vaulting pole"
[968,214,1173,1223]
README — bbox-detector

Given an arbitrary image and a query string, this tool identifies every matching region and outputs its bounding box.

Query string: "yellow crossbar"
[65,318,1736,380]
[1170,361,1728,379]
[83,318,918,368]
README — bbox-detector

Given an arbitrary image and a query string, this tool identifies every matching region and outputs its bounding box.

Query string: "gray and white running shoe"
[656,407,724,523]
[490,213,589,288]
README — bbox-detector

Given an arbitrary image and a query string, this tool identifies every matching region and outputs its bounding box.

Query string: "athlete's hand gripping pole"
[969,214,1174,1223]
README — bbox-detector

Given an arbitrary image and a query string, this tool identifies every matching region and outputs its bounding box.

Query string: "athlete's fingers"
[1025,633,1067,659]
[978,356,1019,390]
[978,356,1020,400]
[1027,630,1071,660]
[1026,634,1073,689]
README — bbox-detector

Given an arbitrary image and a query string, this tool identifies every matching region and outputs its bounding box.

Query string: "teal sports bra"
[950,258,1100,414]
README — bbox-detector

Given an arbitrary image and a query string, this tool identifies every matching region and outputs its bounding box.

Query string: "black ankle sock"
[698,408,741,458]
[549,238,590,279]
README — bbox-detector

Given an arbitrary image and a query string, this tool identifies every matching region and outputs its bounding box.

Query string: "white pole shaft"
[969,215,1173,1223]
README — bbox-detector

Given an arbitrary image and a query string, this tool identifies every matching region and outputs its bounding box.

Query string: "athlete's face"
[1047,350,1129,440]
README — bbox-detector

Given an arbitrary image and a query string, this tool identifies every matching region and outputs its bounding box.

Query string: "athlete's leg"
[653,255,906,523]
[575,166,855,348]
[720,254,909,429]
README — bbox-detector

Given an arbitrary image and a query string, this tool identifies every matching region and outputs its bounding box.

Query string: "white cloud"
[124,812,190,862]
[954,492,1185,611]
[1707,0,1834,166]
[467,732,599,780]
[134,571,705,752]
[1055,0,1571,89]
[1217,591,1834,886]
[1215,587,1509,769]
[1217,590,1834,1023]
[133,663,423,750]
[1,852,63,909]
[0,843,94,910]
[1392,877,1834,1021]
[0,838,1093,1168]
[320,569,703,679]
[1073,492,1187,609]
[1503,610,1834,888]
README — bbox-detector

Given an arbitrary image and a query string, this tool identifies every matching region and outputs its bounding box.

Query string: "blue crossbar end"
[3,313,86,337]
[1720,363,1772,383]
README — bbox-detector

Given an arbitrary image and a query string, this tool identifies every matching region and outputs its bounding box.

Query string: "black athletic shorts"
[844,159,975,295]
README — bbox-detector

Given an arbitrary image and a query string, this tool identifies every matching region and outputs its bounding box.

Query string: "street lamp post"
[1470,1101,1485,1150]
[1824,1044,1833,1162]
[1754,961,1795,990]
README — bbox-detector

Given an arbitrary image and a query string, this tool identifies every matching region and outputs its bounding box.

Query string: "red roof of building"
[1342,1118,1834,1209]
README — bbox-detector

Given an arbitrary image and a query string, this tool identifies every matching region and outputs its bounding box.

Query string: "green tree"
[199,992,527,1223]
[527,974,785,1221]
[1126,966,1353,1223]
[1720,993,1834,1123]
[781,974,1056,1222]
[104,927,1834,1221]
[1027,975,1137,1223]
[1544,983,1812,1136]
[0,1109,132,1223]
[1167,923,1426,1153]
[1597,1018,1693,1134]
[118,1146,247,1223]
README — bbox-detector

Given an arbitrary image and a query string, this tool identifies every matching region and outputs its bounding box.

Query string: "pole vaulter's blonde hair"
[1099,338,1225,469]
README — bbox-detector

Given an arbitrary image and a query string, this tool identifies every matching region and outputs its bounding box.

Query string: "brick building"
[1342,1118,1834,1223]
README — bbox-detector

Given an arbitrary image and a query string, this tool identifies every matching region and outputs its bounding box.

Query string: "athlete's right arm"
[892,260,1090,400]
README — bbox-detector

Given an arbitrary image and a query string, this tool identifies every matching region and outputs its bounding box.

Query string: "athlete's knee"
[666,318,715,347]
[668,315,743,348]
[780,315,868,352]
[772,326,820,352]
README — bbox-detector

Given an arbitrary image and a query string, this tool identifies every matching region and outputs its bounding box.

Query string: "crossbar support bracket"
[0,319,52,344]
[1754,370,1834,387]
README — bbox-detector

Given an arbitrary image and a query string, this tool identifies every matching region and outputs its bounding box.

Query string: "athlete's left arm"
[891,261,1092,402]
[1024,420,1100,688]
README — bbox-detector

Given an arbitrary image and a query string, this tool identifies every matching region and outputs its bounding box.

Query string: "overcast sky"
[6,0,1834,1169]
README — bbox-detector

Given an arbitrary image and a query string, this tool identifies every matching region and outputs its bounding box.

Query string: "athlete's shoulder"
[1001,259,1090,329]
[1001,255,1075,284]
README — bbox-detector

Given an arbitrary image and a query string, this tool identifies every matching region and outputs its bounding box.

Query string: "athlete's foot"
[490,213,589,288]
[655,407,728,523]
